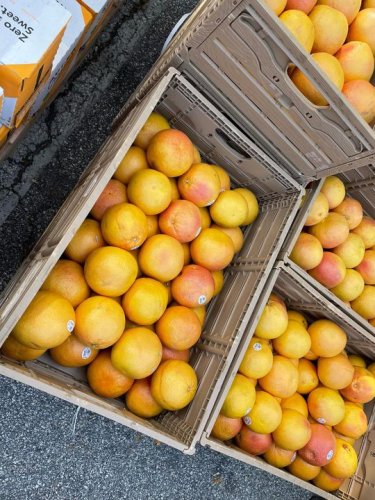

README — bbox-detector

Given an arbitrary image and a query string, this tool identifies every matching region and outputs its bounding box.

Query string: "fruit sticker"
[198,295,207,305]
[67,320,75,333]
[253,343,262,351]
[81,347,92,360]
[317,417,326,424]
[326,449,334,461]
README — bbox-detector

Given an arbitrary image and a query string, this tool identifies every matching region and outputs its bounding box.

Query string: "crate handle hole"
[214,129,248,159]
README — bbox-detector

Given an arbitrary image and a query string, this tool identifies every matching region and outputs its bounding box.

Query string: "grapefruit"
[320,176,346,209]
[281,393,308,417]
[74,296,125,349]
[317,354,355,389]
[238,337,274,379]
[279,10,315,53]
[171,264,215,307]
[342,80,375,124]
[161,346,190,363]
[158,200,201,243]
[272,409,312,451]
[290,233,323,270]
[87,349,134,398]
[138,234,184,282]
[65,219,105,264]
[308,213,349,249]
[178,163,221,207]
[114,145,148,184]
[50,334,98,367]
[254,295,288,339]
[209,190,248,228]
[304,192,329,226]
[298,423,336,466]
[111,327,162,379]
[334,402,368,439]
[265,0,287,15]
[351,286,375,319]
[308,319,347,357]
[101,202,148,250]
[308,251,347,288]
[333,233,365,269]
[125,377,163,418]
[134,112,170,150]
[297,358,319,394]
[90,179,127,221]
[347,8,375,56]
[212,165,230,191]
[211,414,242,441]
[41,259,90,307]
[263,443,297,468]
[307,387,345,426]
[258,355,299,399]
[190,228,234,271]
[352,217,375,248]
[331,269,365,302]
[1,335,46,361]
[324,438,358,479]
[155,305,201,350]
[340,366,375,403]
[127,169,172,215]
[309,5,348,54]
[285,1,317,14]
[356,250,375,284]
[151,360,198,410]
[312,469,344,491]
[234,188,259,225]
[235,426,272,455]
[336,41,374,83]
[12,291,75,350]
[243,390,282,433]
[288,455,321,481]
[147,129,194,177]
[272,320,311,359]
[84,246,138,297]
[211,225,244,254]
[122,278,168,325]
[317,0,361,25]
[199,207,211,229]
[220,374,256,418]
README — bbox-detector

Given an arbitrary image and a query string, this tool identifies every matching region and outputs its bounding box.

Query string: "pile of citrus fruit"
[1,112,259,418]
[265,0,375,125]
[212,292,375,492]
[290,175,375,324]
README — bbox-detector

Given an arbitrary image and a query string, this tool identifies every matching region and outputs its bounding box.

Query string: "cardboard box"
[13,68,51,128]
[0,0,71,127]
[0,124,9,147]
[78,0,114,49]
[30,0,93,115]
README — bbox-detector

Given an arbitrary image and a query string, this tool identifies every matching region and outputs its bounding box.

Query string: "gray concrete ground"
[0,1,312,499]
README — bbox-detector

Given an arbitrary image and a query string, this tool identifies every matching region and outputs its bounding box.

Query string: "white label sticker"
[67,320,75,333]
[291,452,297,463]
[205,198,216,207]
[194,226,202,238]
[82,347,92,360]
[253,343,262,352]
[243,416,252,426]
[317,417,326,424]
[198,295,207,305]
[326,449,334,461]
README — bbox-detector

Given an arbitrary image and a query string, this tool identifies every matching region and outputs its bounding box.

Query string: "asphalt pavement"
[0,1,312,499]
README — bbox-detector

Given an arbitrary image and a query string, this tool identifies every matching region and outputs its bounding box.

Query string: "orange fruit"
[87,349,134,398]
[199,207,211,229]
[313,469,344,491]
[211,269,224,297]
[127,169,172,215]
[291,53,345,106]
[280,9,315,53]
[12,291,75,349]
[243,390,282,433]
[212,165,230,191]
[307,387,345,426]
[158,200,202,243]
[234,188,259,226]
[171,264,215,307]
[122,277,168,325]
[209,190,248,228]
[147,129,194,177]
[308,319,347,357]
[151,360,198,410]
[340,366,375,403]
[101,202,148,250]
[161,346,190,363]
[74,296,125,349]
[114,146,148,183]
[272,320,311,359]
[155,305,201,350]
[321,176,346,210]
[324,438,358,479]
[281,393,308,417]
[134,112,170,150]
[220,374,256,418]
[90,179,127,221]
[1,335,46,361]
[333,402,368,439]
[297,358,319,394]
[272,409,312,451]
[138,234,184,282]
[191,305,206,325]
[347,8,375,56]
[288,455,321,481]
[41,259,90,307]
[317,354,355,390]
[239,337,273,379]
[258,355,299,399]
[84,246,138,297]
[263,443,297,468]
[309,5,348,54]
[211,225,244,253]
[178,163,221,207]
[190,228,234,271]
[342,79,375,125]
[50,334,98,367]
[335,41,374,83]
[125,378,163,418]
[317,0,360,25]
[211,415,242,441]
[255,295,288,339]
[111,327,162,379]
[146,215,159,238]
[65,219,105,264]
